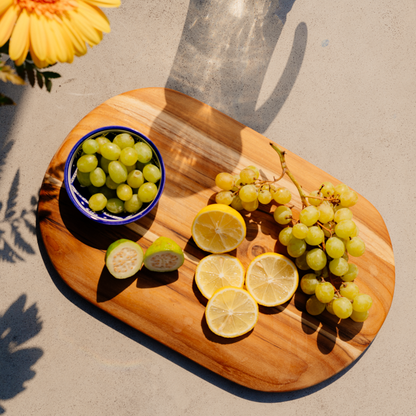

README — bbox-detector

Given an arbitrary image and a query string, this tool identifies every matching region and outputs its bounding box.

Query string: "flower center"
[15,0,78,16]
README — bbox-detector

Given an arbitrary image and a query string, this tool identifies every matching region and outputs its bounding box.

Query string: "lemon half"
[195,254,245,299]
[191,204,246,254]
[205,287,258,338]
[245,253,299,307]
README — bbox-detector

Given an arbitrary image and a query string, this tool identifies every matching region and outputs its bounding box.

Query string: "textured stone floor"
[1,1,415,415]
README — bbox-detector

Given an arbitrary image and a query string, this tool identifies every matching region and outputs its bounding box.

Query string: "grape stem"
[270,143,310,208]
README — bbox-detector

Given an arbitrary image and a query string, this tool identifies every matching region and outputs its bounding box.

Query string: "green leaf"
[26,65,35,87]
[0,93,15,106]
[36,70,44,89]
[15,63,26,80]
[45,78,52,92]
[41,71,61,79]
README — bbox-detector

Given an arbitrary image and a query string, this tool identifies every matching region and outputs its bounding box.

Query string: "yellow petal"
[49,18,73,63]
[30,44,48,68]
[42,19,58,64]
[68,10,103,46]
[61,13,87,56]
[0,0,13,16]
[29,13,47,61]
[0,4,19,47]
[78,1,111,33]
[83,0,121,8]
[9,9,30,64]
[13,33,29,66]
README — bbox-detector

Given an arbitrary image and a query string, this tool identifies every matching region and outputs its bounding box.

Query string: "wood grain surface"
[38,88,395,392]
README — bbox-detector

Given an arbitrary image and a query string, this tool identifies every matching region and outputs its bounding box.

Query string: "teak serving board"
[38,88,395,392]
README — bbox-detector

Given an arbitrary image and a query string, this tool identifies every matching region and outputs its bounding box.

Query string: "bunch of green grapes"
[75,133,161,214]
[214,166,292,212]
[277,181,372,322]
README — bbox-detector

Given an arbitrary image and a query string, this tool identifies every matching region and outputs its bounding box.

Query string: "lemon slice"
[195,254,245,299]
[191,204,246,254]
[245,253,299,307]
[205,287,258,338]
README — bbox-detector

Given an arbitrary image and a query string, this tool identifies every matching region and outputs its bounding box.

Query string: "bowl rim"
[64,125,166,225]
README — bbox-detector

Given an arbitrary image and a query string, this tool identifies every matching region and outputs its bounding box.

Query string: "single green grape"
[318,202,334,223]
[101,142,121,161]
[143,164,161,183]
[231,195,244,211]
[279,227,293,246]
[105,175,119,190]
[239,168,256,184]
[299,205,320,226]
[246,165,260,179]
[320,181,335,197]
[138,182,158,203]
[326,299,335,315]
[350,309,369,322]
[305,226,324,246]
[325,236,345,258]
[215,172,234,191]
[329,258,349,276]
[239,184,258,202]
[89,193,107,211]
[315,282,335,303]
[308,190,322,206]
[258,189,272,204]
[89,167,106,187]
[334,207,353,223]
[306,295,326,316]
[287,237,306,258]
[124,194,143,213]
[273,206,292,225]
[340,189,358,207]
[333,297,353,319]
[292,223,309,239]
[77,170,92,187]
[352,294,373,312]
[334,183,349,198]
[116,184,133,201]
[100,156,111,174]
[296,251,310,270]
[346,236,365,257]
[335,219,357,239]
[82,138,99,154]
[339,282,360,300]
[134,142,153,164]
[273,187,291,204]
[215,190,234,205]
[113,133,135,149]
[77,154,98,173]
[95,136,110,154]
[306,248,327,270]
[106,198,124,214]
[127,170,145,188]
[300,273,319,295]
[108,161,128,184]
[341,263,359,282]
[120,147,139,166]
[241,199,259,212]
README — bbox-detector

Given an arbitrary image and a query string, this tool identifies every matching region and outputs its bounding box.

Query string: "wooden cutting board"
[38,88,395,392]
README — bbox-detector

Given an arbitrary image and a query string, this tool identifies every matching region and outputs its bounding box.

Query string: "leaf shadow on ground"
[0,295,43,414]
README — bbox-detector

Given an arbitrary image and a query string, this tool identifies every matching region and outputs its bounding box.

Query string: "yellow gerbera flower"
[0,0,120,68]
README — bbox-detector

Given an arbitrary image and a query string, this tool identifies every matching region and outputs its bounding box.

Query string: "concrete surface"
[1,0,415,414]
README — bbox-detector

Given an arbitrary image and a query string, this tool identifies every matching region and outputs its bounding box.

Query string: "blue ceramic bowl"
[64,126,165,225]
